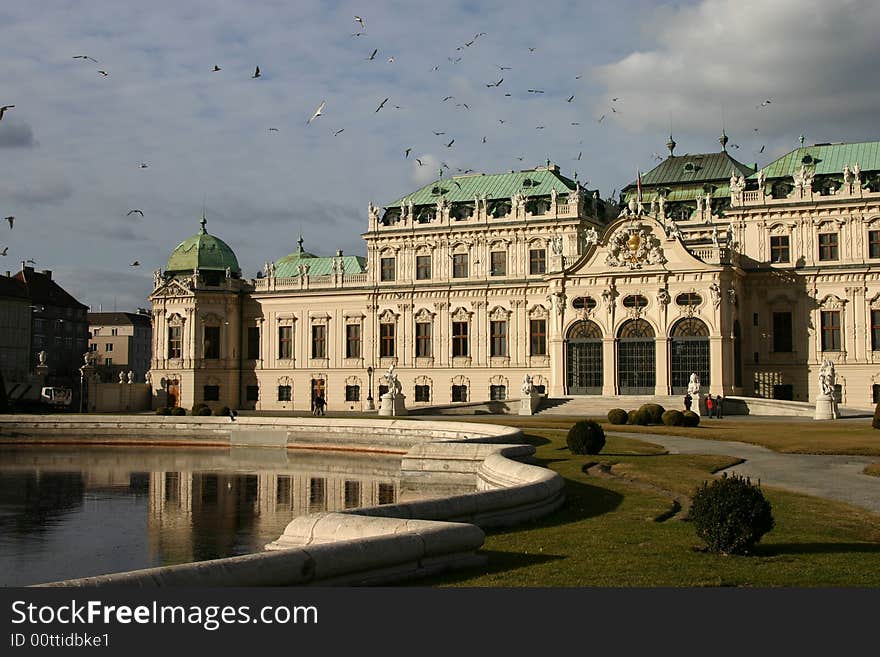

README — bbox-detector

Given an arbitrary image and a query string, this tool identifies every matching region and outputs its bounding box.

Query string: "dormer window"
[431,186,442,195]
[683,162,696,173]
[802,154,814,165]
[522,178,533,188]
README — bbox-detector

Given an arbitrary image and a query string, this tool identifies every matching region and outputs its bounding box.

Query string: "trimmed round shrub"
[155,407,170,416]
[627,409,638,425]
[196,406,212,416]
[170,407,186,416]
[191,402,208,416]
[219,406,231,417]
[873,403,880,430]
[682,410,700,427]
[607,408,628,425]
[633,410,650,426]
[662,409,684,426]
[566,420,606,455]
[638,403,666,424]
[690,473,775,554]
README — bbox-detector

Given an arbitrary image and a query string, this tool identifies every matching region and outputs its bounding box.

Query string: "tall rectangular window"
[452,384,468,402]
[490,320,507,357]
[167,326,181,359]
[452,321,469,357]
[870,231,880,259]
[380,257,396,281]
[490,251,507,276]
[415,322,432,358]
[311,324,326,359]
[414,385,430,402]
[821,310,841,351]
[416,255,432,280]
[490,385,506,401]
[529,248,546,275]
[378,483,395,505]
[308,478,326,512]
[345,324,361,358]
[772,312,793,353]
[344,480,361,509]
[278,325,292,359]
[277,385,291,401]
[770,235,790,263]
[380,322,395,357]
[203,325,220,359]
[452,253,469,278]
[872,309,880,351]
[818,233,838,261]
[345,385,360,401]
[247,327,260,360]
[530,319,547,356]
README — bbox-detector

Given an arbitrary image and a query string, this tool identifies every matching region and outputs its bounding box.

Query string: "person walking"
[716,394,724,419]
[684,393,692,411]
[706,394,715,418]
[315,393,326,416]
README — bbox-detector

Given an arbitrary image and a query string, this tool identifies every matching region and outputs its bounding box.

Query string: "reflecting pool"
[0,445,401,586]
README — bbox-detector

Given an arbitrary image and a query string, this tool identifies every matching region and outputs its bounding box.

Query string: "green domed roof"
[166,217,240,275]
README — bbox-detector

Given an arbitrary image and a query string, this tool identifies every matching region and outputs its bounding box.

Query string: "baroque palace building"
[148,137,880,412]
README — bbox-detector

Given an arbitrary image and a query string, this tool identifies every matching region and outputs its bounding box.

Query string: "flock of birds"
[0,13,780,277]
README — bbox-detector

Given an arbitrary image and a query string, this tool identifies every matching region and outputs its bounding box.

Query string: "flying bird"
[442,96,454,102]
[611,97,620,102]
[73,55,98,63]
[528,47,536,52]
[139,163,148,168]
[576,151,582,160]
[126,209,144,217]
[333,128,345,136]
[415,158,424,166]
[354,15,366,30]
[455,103,470,110]
[597,114,606,123]
[759,144,766,153]
[504,93,511,97]
[351,31,365,37]
[486,78,503,87]
[130,261,140,267]
[498,119,505,124]
[0,247,7,256]
[307,100,326,124]
[367,49,378,61]
[482,136,487,143]
[431,65,439,71]
[496,64,511,70]
[433,131,445,135]
[387,57,395,63]
[757,98,772,108]
[97,70,109,76]
[375,97,389,112]
[5,216,14,229]
[405,148,412,158]
[567,95,575,102]
[535,126,545,129]
[212,65,221,72]
[571,122,580,126]
[474,32,487,39]
[0,105,14,120]
[448,57,462,64]
[464,40,475,47]
[252,66,261,78]
[527,89,544,93]
[446,138,455,147]
[452,180,462,189]
[575,75,583,79]
[268,127,279,131]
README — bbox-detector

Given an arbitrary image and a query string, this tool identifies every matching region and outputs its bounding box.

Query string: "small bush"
[633,410,650,426]
[191,402,208,416]
[662,409,684,426]
[873,403,880,430]
[566,420,606,455]
[627,409,638,425]
[639,403,666,424]
[196,406,212,416]
[170,407,186,416]
[682,410,700,427]
[219,406,231,417]
[690,473,775,554]
[155,407,170,416]
[607,408,628,425]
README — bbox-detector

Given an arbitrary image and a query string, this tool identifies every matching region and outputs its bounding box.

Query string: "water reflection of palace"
[148,461,400,564]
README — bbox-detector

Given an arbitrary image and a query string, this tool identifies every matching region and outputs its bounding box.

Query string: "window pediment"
[451,306,472,322]
[379,309,398,323]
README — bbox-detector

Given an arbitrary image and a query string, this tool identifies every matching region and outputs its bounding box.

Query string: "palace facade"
[148,138,880,411]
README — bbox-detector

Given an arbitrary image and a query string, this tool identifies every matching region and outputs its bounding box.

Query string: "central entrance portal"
[617,319,655,394]
[566,320,603,394]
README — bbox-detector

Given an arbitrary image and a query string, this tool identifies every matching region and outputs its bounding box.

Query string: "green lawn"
[455,415,880,456]
[419,428,880,587]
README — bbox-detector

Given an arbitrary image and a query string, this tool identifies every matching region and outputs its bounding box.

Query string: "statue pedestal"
[378,392,407,417]
[519,391,542,416]
[687,392,703,416]
[814,394,839,420]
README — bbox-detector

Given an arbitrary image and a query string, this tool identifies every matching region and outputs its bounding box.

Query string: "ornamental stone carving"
[709,281,721,308]
[605,225,666,270]
[656,288,670,306]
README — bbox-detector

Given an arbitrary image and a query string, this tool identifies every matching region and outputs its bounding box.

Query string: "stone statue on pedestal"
[687,373,703,416]
[814,359,839,420]
[521,374,533,396]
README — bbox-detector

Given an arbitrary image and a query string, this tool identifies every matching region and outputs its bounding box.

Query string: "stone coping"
[6,414,564,587]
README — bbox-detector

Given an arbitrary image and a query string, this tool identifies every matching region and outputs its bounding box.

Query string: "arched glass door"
[670,317,710,393]
[617,319,655,394]
[566,321,603,394]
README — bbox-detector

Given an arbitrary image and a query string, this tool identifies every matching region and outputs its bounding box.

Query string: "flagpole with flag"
[637,169,642,204]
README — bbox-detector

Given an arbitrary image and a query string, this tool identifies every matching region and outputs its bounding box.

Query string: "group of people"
[311,393,326,416]
[683,392,725,418]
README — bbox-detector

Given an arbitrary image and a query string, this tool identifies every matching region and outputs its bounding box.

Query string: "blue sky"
[1,0,879,310]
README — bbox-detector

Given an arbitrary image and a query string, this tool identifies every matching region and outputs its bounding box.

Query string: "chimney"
[42,270,52,280]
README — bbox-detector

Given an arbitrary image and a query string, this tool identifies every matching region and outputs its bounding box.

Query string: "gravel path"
[609,431,880,515]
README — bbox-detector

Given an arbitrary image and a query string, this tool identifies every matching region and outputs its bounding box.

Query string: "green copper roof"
[387,166,579,207]
[166,217,240,274]
[625,184,732,203]
[623,151,755,191]
[752,140,880,179]
[274,239,366,278]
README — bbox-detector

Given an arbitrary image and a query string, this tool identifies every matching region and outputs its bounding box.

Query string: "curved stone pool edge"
[0,415,565,587]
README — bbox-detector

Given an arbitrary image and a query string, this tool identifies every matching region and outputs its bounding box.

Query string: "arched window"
[671,317,709,337]
[617,319,655,394]
[567,320,602,340]
[566,320,602,394]
[618,318,655,338]
[670,317,710,393]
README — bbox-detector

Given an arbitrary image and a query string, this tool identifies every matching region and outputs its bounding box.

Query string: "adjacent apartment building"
[88,310,153,382]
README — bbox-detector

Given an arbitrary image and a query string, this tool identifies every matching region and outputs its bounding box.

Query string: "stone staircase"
[537,395,686,417]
